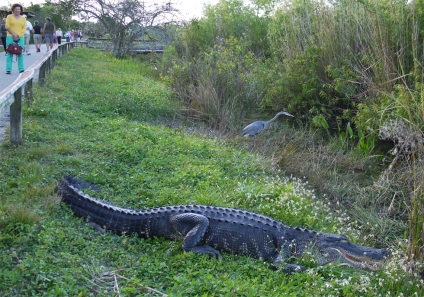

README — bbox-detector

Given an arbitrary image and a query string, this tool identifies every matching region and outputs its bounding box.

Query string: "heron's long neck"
[266,114,281,125]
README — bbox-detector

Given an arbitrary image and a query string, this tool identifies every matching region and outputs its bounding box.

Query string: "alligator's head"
[291,230,390,270]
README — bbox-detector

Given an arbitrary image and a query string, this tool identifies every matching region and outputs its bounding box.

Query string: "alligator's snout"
[362,247,391,261]
[381,248,391,259]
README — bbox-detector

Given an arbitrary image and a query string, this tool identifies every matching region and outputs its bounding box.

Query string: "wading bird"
[242,111,294,137]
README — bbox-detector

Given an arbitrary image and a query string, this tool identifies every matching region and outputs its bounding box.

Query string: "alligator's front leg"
[272,245,307,274]
[170,213,222,259]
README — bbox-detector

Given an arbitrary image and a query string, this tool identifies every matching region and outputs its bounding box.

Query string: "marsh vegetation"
[1,0,424,295]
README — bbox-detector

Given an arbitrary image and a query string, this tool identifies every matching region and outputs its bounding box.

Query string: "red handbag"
[6,42,23,55]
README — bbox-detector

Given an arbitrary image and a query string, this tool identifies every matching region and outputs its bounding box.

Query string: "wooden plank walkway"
[0,44,51,89]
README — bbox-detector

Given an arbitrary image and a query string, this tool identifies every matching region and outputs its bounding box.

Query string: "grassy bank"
[0,48,421,296]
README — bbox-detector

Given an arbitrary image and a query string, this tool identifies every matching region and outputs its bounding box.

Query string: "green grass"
[0,48,422,296]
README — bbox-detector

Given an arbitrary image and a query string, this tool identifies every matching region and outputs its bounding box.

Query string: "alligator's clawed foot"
[272,263,307,274]
[190,245,222,259]
[86,220,105,235]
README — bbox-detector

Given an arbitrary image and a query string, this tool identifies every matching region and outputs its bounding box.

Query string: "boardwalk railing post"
[39,62,46,85]
[10,87,23,145]
[25,78,33,104]
[52,50,57,66]
[49,55,53,71]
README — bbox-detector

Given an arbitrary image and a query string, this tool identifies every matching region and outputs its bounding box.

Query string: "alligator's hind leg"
[170,213,222,259]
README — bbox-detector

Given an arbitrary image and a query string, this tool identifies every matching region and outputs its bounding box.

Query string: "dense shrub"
[160,0,269,131]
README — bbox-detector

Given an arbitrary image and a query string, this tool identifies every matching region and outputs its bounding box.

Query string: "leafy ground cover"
[0,48,422,296]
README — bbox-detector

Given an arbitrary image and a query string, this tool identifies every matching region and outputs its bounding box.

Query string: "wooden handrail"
[0,42,77,145]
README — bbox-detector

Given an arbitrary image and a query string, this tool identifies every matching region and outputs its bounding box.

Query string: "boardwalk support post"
[39,62,46,86]
[25,78,33,104]
[10,87,22,145]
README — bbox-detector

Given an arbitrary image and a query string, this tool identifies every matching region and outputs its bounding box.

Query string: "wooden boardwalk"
[0,45,50,143]
[0,40,157,144]
[0,42,76,144]
[0,47,48,89]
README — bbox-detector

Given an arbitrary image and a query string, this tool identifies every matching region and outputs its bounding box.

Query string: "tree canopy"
[59,0,180,57]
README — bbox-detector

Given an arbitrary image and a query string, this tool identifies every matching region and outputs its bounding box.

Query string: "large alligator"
[57,176,390,272]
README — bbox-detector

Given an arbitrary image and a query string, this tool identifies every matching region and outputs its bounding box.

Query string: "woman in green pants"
[5,3,26,74]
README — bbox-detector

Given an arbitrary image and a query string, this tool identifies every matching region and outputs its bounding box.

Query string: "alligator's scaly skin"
[57,176,390,271]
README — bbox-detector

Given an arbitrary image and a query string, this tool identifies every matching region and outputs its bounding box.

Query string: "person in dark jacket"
[32,20,42,52]
[43,17,55,52]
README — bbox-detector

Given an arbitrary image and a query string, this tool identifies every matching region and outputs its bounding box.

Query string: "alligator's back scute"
[203,218,285,260]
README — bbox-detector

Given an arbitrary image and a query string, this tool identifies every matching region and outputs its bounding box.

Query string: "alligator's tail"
[56,176,106,219]
[56,176,146,234]
[57,176,102,194]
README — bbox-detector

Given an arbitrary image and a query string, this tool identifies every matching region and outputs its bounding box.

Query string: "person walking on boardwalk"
[56,28,63,44]
[32,20,42,52]
[5,3,26,74]
[23,14,33,55]
[43,17,55,52]
[1,18,7,55]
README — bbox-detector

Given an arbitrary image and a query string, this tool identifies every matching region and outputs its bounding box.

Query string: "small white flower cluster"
[234,174,354,235]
